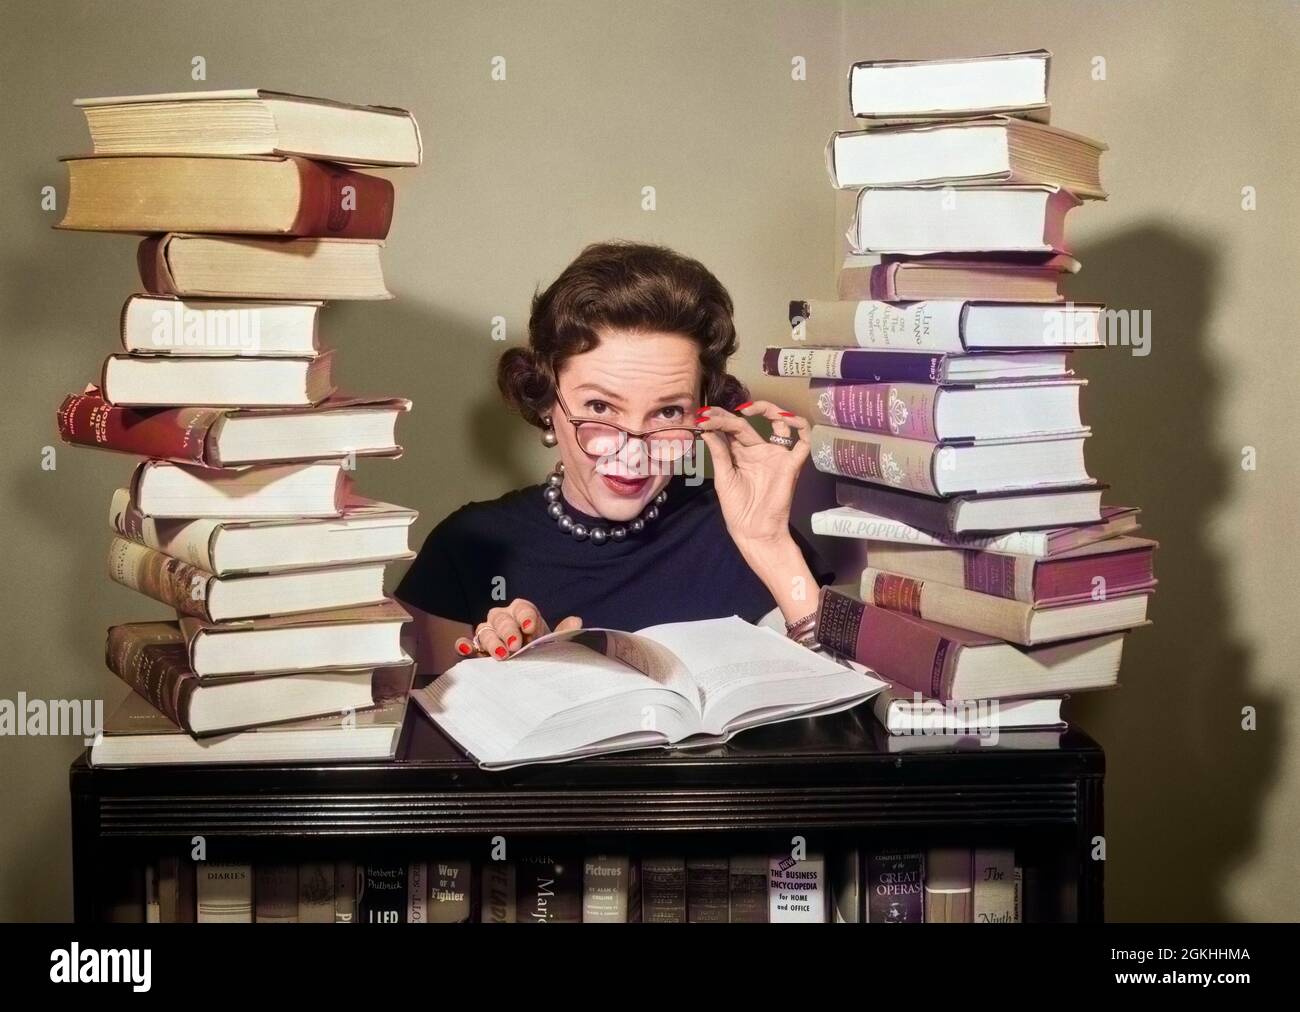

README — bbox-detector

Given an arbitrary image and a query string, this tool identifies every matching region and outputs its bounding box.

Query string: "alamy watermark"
[0,693,103,745]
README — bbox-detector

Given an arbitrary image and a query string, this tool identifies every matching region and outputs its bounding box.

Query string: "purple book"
[763,346,953,383]
[867,852,924,923]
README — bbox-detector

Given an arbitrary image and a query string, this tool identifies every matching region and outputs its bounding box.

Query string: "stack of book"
[760,51,1157,735]
[53,89,424,764]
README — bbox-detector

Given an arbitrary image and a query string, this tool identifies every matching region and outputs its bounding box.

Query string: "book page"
[636,616,879,729]
[511,627,701,710]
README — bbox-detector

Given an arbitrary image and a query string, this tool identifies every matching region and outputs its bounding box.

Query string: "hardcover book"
[768,854,827,923]
[255,864,299,923]
[813,500,1135,554]
[686,857,730,923]
[848,50,1051,121]
[138,234,391,300]
[109,487,416,576]
[76,88,423,165]
[924,848,974,923]
[515,857,581,924]
[196,862,252,923]
[641,858,687,923]
[414,616,882,769]
[867,852,924,923]
[107,537,389,622]
[359,862,408,924]
[480,864,516,924]
[810,425,1092,497]
[838,252,1074,303]
[825,117,1104,197]
[298,862,335,923]
[728,855,769,924]
[429,860,473,923]
[833,480,1107,536]
[816,586,1127,701]
[973,849,1021,923]
[789,298,1103,350]
[59,155,394,238]
[59,388,409,467]
[119,294,322,358]
[583,855,632,923]
[763,346,1070,384]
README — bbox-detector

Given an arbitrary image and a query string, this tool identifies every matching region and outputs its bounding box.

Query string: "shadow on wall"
[1065,224,1277,922]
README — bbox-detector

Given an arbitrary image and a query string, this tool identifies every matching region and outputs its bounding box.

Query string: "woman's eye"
[657,405,686,422]
[585,400,610,415]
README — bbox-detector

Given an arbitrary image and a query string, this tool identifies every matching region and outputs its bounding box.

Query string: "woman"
[397,241,829,673]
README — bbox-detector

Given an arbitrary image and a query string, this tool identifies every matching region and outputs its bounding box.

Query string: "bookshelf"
[69,699,1103,922]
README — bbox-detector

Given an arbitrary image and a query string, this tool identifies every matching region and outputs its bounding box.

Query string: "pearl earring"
[540,417,558,447]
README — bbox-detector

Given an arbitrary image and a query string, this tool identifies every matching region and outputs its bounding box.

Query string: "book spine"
[429,860,472,923]
[810,426,941,496]
[255,864,299,923]
[727,856,769,923]
[480,863,516,923]
[816,586,959,699]
[297,862,336,923]
[196,863,252,923]
[686,857,730,923]
[109,492,221,573]
[56,389,218,464]
[973,849,1019,924]
[868,543,1034,601]
[104,625,199,732]
[107,537,216,620]
[515,856,581,923]
[291,160,395,239]
[640,858,687,923]
[835,481,960,534]
[867,852,924,923]
[334,861,357,923]
[359,862,408,924]
[582,855,630,923]
[137,235,177,295]
[808,381,940,440]
[860,567,1035,644]
[768,854,826,923]
[406,862,427,924]
[763,346,950,383]
[797,300,965,352]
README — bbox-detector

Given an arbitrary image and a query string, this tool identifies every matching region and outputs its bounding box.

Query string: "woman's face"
[551,328,703,522]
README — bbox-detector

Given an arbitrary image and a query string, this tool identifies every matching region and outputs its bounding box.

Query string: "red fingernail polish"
[457,642,471,655]
[494,647,507,658]
[507,636,518,647]
[779,411,795,417]
[736,401,753,410]
[522,619,532,631]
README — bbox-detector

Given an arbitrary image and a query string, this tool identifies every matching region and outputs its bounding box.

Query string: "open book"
[412,616,886,770]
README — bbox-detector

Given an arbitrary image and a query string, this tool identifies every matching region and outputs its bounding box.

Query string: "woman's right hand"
[453,598,582,661]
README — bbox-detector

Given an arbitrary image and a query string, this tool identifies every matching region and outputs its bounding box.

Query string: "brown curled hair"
[498,241,749,427]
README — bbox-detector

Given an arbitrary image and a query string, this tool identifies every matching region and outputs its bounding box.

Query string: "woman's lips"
[600,473,650,497]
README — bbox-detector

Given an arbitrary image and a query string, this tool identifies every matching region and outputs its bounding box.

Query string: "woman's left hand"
[695,400,811,551]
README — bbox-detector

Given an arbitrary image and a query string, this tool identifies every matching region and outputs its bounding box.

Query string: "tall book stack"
[763,52,1158,737]
[54,90,424,765]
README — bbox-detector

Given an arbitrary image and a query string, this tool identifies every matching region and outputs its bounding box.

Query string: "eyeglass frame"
[550,389,703,460]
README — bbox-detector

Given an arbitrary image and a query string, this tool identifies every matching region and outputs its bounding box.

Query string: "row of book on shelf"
[788,50,1156,723]
[54,89,427,764]
[100,847,1027,924]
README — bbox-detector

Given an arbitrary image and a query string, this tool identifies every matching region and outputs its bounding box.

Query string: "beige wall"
[1,0,1296,921]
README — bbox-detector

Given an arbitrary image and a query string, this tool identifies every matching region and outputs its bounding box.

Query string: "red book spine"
[291,160,394,239]
[56,389,218,464]
[104,625,199,732]
[962,549,1019,599]
[816,587,956,699]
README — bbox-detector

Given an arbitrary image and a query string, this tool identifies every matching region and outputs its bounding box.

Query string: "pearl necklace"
[542,463,667,545]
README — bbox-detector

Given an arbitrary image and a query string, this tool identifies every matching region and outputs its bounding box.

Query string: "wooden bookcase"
[68,703,1104,922]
